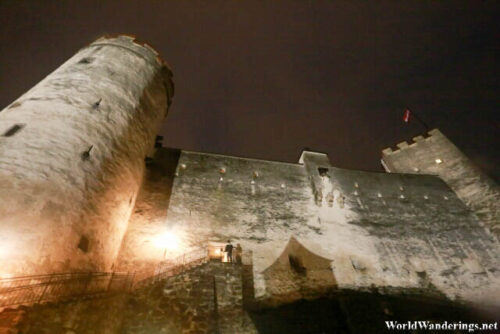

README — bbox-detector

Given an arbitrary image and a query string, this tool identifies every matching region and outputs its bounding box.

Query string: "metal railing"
[0,271,133,309]
[0,247,209,310]
[133,247,209,288]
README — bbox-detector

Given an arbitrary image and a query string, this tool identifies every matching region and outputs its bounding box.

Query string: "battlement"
[381,129,443,156]
[381,128,500,237]
[89,35,174,107]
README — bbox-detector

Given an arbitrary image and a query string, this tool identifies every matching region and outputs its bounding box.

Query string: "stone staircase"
[0,248,210,334]
[0,261,257,334]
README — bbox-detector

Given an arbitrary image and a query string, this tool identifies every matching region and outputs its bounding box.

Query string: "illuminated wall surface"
[0,35,498,319]
[117,147,500,309]
[0,36,173,277]
[382,129,500,237]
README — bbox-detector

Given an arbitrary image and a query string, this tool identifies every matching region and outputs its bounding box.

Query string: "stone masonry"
[382,129,500,236]
[0,35,174,277]
[122,261,257,334]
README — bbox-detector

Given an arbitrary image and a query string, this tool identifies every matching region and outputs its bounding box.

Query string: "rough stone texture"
[122,261,257,334]
[119,147,500,311]
[116,148,181,275]
[261,237,335,307]
[2,34,499,333]
[382,129,500,236]
[9,294,129,334]
[0,36,174,277]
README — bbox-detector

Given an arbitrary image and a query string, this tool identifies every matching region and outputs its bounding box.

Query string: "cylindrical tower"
[0,35,174,277]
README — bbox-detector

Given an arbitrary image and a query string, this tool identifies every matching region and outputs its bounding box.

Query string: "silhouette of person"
[225,240,234,263]
[235,244,243,264]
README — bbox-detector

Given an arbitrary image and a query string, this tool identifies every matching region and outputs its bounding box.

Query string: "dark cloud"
[1,0,498,180]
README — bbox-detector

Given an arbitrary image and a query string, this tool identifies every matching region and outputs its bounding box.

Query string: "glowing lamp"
[153,230,180,251]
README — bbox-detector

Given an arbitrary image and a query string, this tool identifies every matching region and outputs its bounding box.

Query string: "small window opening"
[92,98,102,110]
[77,235,90,253]
[326,192,334,207]
[81,145,93,161]
[3,124,24,137]
[416,271,427,279]
[318,167,329,176]
[155,135,163,148]
[289,254,306,275]
[78,57,94,64]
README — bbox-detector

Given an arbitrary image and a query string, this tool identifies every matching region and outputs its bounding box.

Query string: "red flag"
[403,109,411,123]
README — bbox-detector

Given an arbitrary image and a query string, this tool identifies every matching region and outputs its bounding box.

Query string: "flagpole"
[405,108,430,132]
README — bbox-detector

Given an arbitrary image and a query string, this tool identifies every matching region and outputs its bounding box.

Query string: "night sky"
[1,1,498,180]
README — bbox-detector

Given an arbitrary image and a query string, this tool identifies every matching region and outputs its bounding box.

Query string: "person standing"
[225,240,234,263]
[235,244,243,264]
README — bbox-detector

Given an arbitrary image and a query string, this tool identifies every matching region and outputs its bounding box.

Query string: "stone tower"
[381,129,500,236]
[0,35,174,277]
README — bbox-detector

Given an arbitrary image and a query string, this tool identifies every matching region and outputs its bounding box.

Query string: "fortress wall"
[382,129,500,236]
[0,36,173,277]
[115,148,181,274]
[118,148,500,309]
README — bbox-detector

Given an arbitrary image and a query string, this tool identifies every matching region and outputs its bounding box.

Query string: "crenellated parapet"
[117,147,500,310]
[381,128,500,237]
[381,129,440,157]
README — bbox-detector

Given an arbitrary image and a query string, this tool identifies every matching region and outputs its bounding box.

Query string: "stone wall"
[118,147,500,310]
[382,128,500,236]
[0,35,174,277]
[3,262,495,334]
[9,294,129,334]
[122,261,257,334]
[116,148,181,274]
[1,262,257,334]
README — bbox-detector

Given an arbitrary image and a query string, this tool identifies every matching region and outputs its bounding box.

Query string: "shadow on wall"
[262,237,336,306]
[249,292,496,334]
